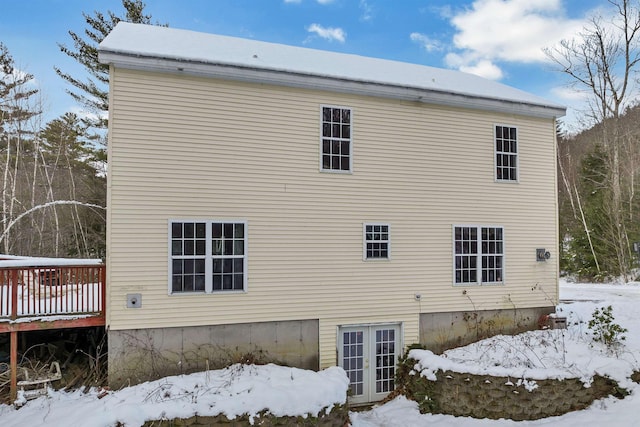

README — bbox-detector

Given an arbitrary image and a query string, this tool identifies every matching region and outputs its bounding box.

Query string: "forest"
[2,0,640,281]
[0,1,154,259]
[553,0,640,281]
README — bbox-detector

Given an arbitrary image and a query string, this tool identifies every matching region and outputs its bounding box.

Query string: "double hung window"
[321,106,352,172]
[495,125,518,181]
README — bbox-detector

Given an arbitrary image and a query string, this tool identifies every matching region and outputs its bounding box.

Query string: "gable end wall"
[106,67,559,369]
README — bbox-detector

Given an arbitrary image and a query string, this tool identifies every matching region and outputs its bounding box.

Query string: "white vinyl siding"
[106,67,559,369]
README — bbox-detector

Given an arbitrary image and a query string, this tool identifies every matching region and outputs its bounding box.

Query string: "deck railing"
[0,264,105,320]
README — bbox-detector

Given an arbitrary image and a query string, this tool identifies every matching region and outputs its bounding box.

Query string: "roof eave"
[98,51,566,120]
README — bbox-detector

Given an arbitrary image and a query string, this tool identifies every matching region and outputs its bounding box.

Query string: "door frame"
[337,322,403,404]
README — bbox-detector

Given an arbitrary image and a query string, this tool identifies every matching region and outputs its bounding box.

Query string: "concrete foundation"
[419,306,554,353]
[108,319,319,388]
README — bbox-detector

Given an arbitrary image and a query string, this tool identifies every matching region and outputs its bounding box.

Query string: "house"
[99,22,565,404]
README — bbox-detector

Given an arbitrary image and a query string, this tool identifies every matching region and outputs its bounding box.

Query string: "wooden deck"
[0,263,105,332]
[0,258,105,401]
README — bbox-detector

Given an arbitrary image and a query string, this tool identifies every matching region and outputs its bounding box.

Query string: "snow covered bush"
[588,305,627,350]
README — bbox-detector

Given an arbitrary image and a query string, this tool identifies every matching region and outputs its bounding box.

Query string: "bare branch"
[0,200,105,245]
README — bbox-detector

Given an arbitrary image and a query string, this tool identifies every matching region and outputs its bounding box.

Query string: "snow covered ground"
[352,280,640,426]
[1,365,350,426]
[2,279,639,426]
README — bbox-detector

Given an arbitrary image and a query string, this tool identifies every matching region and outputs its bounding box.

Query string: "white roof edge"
[98,22,566,120]
[99,51,565,120]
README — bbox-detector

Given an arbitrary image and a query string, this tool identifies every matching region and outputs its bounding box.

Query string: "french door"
[338,323,401,404]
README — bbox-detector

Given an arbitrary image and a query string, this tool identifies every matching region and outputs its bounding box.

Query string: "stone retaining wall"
[397,358,629,421]
[142,404,348,426]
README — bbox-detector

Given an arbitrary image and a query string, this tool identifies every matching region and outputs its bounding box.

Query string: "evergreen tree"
[0,42,13,76]
[39,113,106,258]
[1,43,40,133]
[41,113,90,161]
[568,146,609,279]
[547,0,640,280]
[55,0,160,133]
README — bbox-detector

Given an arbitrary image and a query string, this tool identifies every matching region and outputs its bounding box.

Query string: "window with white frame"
[321,106,352,172]
[170,220,246,293]
[364,223,390,260]
[495,125,517,181]
[454,226,503,284]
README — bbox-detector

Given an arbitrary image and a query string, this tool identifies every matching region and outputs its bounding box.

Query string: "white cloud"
[306,23,346,43]
[445,0,586,79]
[423,4,453,20]
[551,85,590,102]
[410,32,443,53]
[1,67,39,93]
[452,0,582,62]
[461,60,504,80]
[68,105,107,123]
[316,0,334,4]
[546,87,594,133]
[283,0,301,3]
[445,52,503,79]
[359,0,374,22]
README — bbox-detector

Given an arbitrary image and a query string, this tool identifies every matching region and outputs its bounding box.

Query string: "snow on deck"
[0,258,104,321]
[0,255,102,268]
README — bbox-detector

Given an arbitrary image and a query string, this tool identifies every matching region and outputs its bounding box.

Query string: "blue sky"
[1,0,608,130]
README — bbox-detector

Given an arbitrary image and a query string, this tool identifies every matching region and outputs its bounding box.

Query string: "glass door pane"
[342,329,365,397]
[374,328,396,394]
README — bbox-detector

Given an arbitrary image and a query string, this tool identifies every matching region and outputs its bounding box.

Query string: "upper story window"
[170,220,247,294]
[454,225,503,285]
[321,106,352,172]
[363,223,390,260]
[495,125,518,181]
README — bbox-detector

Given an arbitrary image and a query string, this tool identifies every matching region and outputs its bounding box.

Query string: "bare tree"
[1,44,106,258]
[0,44,41,254]
[39,113,106,257]
[547,1,640,123]
[546,0,640,280]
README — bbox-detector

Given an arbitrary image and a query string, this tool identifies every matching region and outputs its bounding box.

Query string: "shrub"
[588,305,627,350]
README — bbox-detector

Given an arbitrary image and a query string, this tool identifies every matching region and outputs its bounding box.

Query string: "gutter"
[98,50,566,120]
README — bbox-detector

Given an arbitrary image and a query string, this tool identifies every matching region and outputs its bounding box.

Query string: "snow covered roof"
[99,22,565,119]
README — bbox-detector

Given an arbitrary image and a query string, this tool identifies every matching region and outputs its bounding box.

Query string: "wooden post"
[10,330,17,402]
[9,269,19,401]
[101,265,106,318]
[10,268,18,320]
